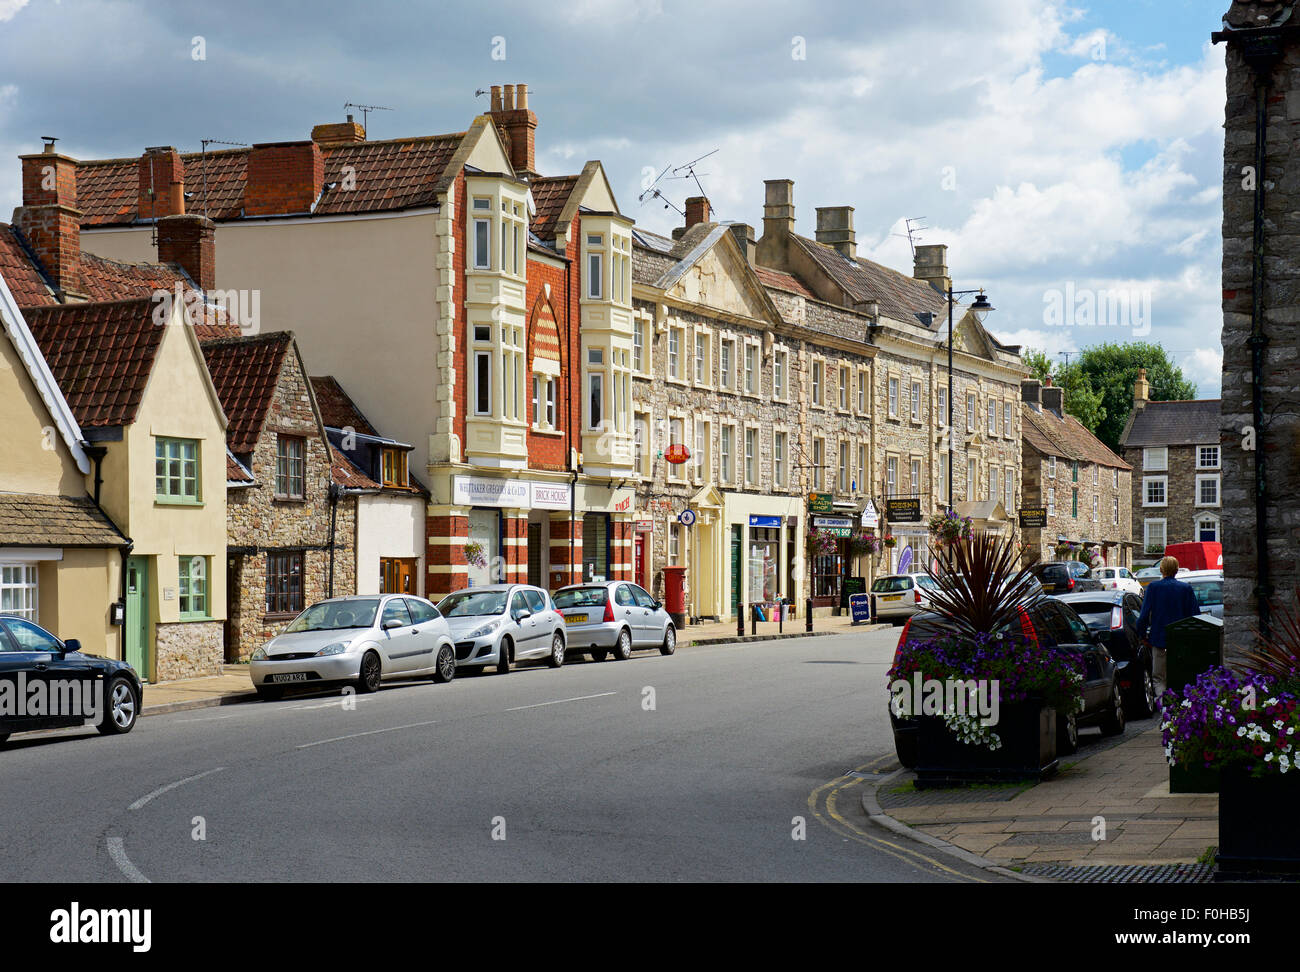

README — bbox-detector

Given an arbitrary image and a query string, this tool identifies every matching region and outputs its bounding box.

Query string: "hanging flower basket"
[806,529,837,558]
[463,540,487,569]
[848,530,881,557]
[883,534,897,549]
[928,509,973,547]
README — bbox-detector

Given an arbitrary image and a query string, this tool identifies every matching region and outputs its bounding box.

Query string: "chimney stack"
[815,206,856,259]
[1042,385,1064,417]
[138,147,185,222]
[684,196,710,230]
[728,223,756,264]
[244,141,324,216]
[311,115,366,147]
[15,141,85,298]
[1133,367,1149,406]
[487,81,539,178]
[913,243,951,295]
[1021,378,1042,412]
[757,179,795,269]
[157,214,216,293]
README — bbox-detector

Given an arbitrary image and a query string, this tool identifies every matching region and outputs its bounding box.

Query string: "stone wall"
[1023,450,1132,566]
[1218,3,1300,655]
[154,620,223,681]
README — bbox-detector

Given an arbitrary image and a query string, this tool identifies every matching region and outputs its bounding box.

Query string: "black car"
[1052,590,1157,718]
[889,597,1126,767]
[1027,560,1104,595]
[0,614,142,745]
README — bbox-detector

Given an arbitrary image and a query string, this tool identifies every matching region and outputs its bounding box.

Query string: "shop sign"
[610,488,636,514]
[807,492,834,513]
[860,500,879,530]
[634,518,654,533]
[748,515,782,529]
[1018,507,1048,528]
[849,593,872,624]
[678,509,697,527]
[813,515,852,538]
[453,475,529,508]
[530,483,572,510]
[885,497,922,522]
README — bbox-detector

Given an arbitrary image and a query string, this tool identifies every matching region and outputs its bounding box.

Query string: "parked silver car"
[249,594,456,699]
[1182,569,1225,620]
[870,573,941,622]
[553,581,677,660]
[437,585,567,672]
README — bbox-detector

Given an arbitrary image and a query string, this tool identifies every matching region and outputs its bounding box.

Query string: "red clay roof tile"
[200,333,293,455]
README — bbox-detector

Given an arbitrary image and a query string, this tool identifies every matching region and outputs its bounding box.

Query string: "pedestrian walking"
[1136,556,1201,689]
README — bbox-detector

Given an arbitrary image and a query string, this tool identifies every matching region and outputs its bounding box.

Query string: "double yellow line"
[807,755,987,882]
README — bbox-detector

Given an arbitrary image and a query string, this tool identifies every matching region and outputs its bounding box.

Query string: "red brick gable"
[24,298,165,428]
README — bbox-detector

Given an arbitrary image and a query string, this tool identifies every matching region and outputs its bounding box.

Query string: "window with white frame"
[634,413,649,476]
[1113,495,1120,525]
[911,458,922,497]
[503,325,525,422]
[1113,467,1119,489]
[0,564,37,619]
[1003,402,1012,438]
[694,332,708,385]
[669,523,681,565]
[1144,518,1167,554]
[612,235,630,304]
[667,327,681,380]
[987,400,996,435]
[857,444,867,495]
[720,425,734,485]
[720,340,733,390]
[858,370,867,413]
[886,456,898,497]
[1048,486,1056,518]
[1143,476,1167,507]
[1005,471,1014,512]
[473,324,493,415]
[774,431,787,488]
[586,234,605,299]
[1092,495,1099,522]
[1198,445,1220,469]
[774,350,787,400]
[937,453,947,498]
[839,366,850,410]
[967,457,976,502]
[744,344,757,395]
[1092,464,1099,485]
[988,466,999,503]
[1048,455,1057,479]
[694,418,708,482]
[966,392,976,432]
[937,386,948,429]
[633,319,648,374]
[838,440,849,492]
[1143,446,1168,472]
[812,361,824,406]
[502,198,525,276]
[888,377,899,419]
[813,437,825,490]
[910,381,921,423]
[1196,474,1220,507]
[612,347,630,434]
[472,198,492,269]
[668,417,685,481]
[531,374,557,430]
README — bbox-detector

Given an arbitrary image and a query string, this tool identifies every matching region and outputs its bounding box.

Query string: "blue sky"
[0,0,1231,394]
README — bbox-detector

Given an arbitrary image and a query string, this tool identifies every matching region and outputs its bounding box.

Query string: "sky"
[0,0,1230,395]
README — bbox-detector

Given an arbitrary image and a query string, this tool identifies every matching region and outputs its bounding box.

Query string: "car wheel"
[1100,682,1126,736]
[433,644,456,683]
[256,685,284,701]
[590,649,608,662]
[894,732,918,769]
[1057,711,1079,755]
[613,628,633,661]
[547,632,566,669]
[1133,668,1158,718]
[356,650,382,694]
[98,676,139,735]
[660,625,676,656]
[497,637,512,675]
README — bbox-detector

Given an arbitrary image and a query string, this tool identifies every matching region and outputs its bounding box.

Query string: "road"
[0,627,1009,883]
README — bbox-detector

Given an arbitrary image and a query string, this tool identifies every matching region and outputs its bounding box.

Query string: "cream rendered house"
[24,297,228,682]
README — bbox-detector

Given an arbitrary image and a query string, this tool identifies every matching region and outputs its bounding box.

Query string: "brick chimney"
[728,222,756,264]
[488,82,538,179]
[1021,378,1042,412]
[1042,383,1064,417]
[913,243,951,294]
[14,141,85,298]
[684,196,711,229]
[311,115,366,147]
[1133,367,1149,406]
[757,179,795,269]
[157,214,216,292]
[138,147,186,221]
[245,141,324,216]
[815,206,855,259]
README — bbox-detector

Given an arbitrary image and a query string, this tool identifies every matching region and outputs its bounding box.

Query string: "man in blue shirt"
[1137,556,1202,689]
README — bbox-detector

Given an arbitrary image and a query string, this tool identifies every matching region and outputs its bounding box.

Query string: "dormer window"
[381,448,408,488]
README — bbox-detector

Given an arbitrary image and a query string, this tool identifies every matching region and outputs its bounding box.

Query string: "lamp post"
[946,288,994,510]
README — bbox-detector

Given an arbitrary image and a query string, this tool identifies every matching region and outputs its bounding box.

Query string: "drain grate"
[1019,861,1215,883]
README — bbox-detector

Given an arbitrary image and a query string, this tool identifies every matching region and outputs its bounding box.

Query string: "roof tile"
[200,333,293,455]
[0,492,124,546]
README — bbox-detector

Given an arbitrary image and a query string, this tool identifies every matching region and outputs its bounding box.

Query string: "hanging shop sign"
[813,515,853,538]
[860,500,879,530]
[748,515,782,529]
[678,508,697,527]
[665,444,691,464]
[884,497,923,523]
[807,492,834,513]
[1018,507,1048,529]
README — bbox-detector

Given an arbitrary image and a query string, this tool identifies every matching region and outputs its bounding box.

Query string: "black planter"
[1215,765,1300,880]
[914,699,1059,787]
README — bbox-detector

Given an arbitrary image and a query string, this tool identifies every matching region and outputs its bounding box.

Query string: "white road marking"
[289,697,376,711]
[128,767,226,811]
[505,692,617,712]
[296,719,439,749]
[106,837,149,884]
[175,714,236,723]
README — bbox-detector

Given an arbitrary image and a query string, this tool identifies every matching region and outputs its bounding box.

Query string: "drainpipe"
[81,441,128,657]
[117,538,134,662]
[327,481,339,598]
[83,444,107,505]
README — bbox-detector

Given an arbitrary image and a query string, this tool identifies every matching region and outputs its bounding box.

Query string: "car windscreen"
[1067,602,1121,630]
[437,591,508,617]
[1188,580,1224,607]
[871,577,914,593]
[285,598,380,632]
[553,587,610,609]
[1033,564,1066,578]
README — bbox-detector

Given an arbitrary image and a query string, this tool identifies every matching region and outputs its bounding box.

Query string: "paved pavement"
[0,627,1007,883]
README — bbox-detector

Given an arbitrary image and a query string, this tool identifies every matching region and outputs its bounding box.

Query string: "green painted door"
[125,556,149,680]
[730,526,742,618]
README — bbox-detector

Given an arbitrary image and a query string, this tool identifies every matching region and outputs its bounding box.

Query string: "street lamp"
[946,287,994,510]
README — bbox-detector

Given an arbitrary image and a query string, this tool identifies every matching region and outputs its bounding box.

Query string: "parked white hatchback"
[437,585,568,673]
[870,573,941,622]
[1093,566,1143,596]
[249,594,457,699]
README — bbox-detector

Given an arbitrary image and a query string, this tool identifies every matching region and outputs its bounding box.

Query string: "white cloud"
[0,1,29,23]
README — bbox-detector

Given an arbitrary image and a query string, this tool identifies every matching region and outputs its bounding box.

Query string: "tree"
[1073,343,1197,452]
[1021,348,1107,434]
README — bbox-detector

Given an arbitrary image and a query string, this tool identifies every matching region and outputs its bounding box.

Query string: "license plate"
[271,672,308,683]
[564,614,588,624]
[882,595,902,602]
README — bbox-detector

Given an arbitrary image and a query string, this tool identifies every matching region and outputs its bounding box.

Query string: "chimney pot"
[157,214,216,293]
[516,83,528,108]
[16,146,84,297]
[815,205,856,259]
[913,243,951,295]
[757,179,796,270]
[502,84,515,110]
[490,85,503,112]
[245,141,324,216]
[487,82,539,178]
[138,147,185,221]
[684,196,710,229]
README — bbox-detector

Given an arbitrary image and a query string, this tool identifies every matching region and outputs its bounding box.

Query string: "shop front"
[810,513,853,609]
[722,492,804,621]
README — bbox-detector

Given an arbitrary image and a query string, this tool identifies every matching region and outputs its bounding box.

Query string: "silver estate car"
[552,581,677,661]
[249,594,456,699]
[437,585,567,673]
[870,573,941,622]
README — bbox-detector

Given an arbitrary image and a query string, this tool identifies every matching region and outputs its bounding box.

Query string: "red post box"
[662,565,687,630]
